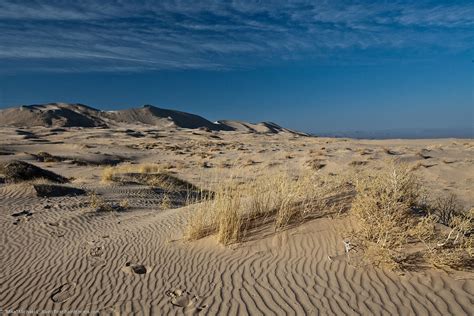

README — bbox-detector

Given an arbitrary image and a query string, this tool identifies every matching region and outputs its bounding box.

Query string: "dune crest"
[0,103,305,135]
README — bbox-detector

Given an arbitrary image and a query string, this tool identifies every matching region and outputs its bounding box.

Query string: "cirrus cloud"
[0,0,472,72]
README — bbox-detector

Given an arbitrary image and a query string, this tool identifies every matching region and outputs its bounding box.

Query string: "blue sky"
[0,0,472,132]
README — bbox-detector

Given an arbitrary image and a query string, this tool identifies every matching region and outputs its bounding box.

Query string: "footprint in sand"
[89,246,104,257]
[121,262,148,275]
[50,282,77,303]
[166,289,207,313]
[11,210,33,225]
[84,242,106,267]
[48,229,66,238]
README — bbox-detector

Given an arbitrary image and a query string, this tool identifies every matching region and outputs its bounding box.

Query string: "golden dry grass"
[352,161,420,249]
[351,161,472,271]
[102,163,202,195]
[101,163,164,182]
[184,159,471,271]
[184,172,352,245]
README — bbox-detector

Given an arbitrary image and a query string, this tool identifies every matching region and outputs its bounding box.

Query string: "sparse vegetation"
[184,159,472,272]
[429,194,461,226]
[350,161,472,271]
[101,163,164,182]
[102,163,201,193]
[184,172,353,245]
[160,194,172,209]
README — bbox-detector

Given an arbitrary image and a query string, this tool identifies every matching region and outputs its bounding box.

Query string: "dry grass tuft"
[102,163,203,195]
[101,163,164,182]
[352,161,420,249]
[351,161,472,271]
[160,194,172,209]
[184,172,353,245]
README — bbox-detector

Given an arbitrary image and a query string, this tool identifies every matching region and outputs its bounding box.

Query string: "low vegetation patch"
[103,163,202,193]
[101,163,164,182]
[184,160,472,272]
[184,173,353,245]
[350,161,472,271]
[101,163,208,208]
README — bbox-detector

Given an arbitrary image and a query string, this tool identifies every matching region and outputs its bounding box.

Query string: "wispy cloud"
[0,0,472,72]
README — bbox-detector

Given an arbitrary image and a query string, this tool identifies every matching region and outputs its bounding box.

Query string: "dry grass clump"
[160,194,172,209]
[102,163,201,193]
[351,161,472,271]
[185,172,352,245]
[101,163,164,182]
[184,186,242,244]
[102,163,165,182]
[351,161,420,269]
[352,161,421,247]
[422,208,473,270]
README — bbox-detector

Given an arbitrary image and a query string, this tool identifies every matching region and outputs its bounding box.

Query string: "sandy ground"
[0,125,473,315]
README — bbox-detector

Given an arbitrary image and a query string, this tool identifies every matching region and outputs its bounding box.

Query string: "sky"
[0,0,473,133]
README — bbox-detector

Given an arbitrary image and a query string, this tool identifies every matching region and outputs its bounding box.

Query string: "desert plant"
[184,206,216,241]
[424,247,467,270]
[409,214,437,243]
[352,162,472,271]
[101,163,164,182]
[350,161,423,267]
[184,172,353,245]
[430,194,461,226]
[160,194,172,209]
[119,199,130,209]
[364,243,405,271]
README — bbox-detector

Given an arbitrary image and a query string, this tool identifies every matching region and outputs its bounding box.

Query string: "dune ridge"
[0,103,305,135]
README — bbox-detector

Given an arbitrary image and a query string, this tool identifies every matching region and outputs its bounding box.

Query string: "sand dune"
[216,120,307,135]
[0,103,106,128]
[0,103,300,135]
[102,105,227,131]
[0,125,473,315]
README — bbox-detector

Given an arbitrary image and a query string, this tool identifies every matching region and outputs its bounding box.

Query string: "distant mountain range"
[313,127,473,139]
[0,103,306,135]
